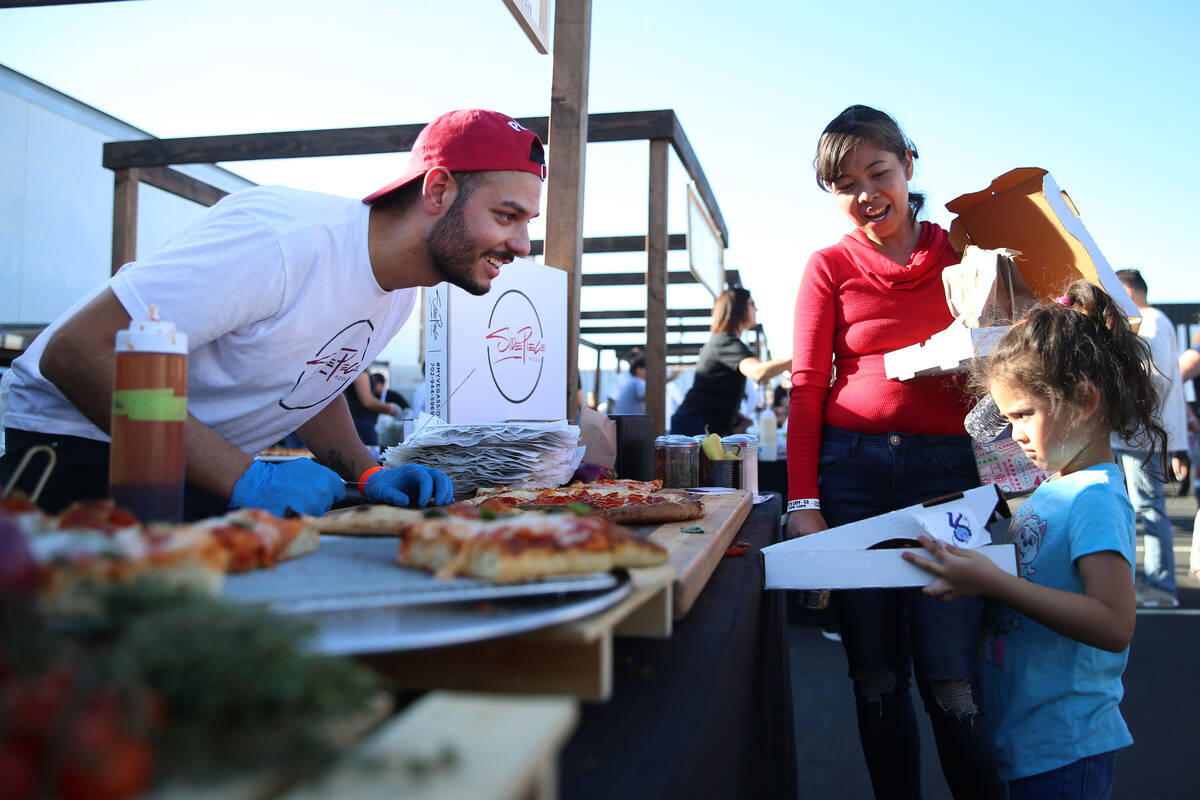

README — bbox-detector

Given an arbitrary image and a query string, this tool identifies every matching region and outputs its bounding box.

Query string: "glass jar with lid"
[721,434,759,494]
[654,435,700,489]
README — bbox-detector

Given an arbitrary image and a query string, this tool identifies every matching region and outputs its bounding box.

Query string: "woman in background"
[669,288,790,437]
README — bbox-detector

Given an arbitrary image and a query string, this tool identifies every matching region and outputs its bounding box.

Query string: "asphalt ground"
[788,492,1199,799]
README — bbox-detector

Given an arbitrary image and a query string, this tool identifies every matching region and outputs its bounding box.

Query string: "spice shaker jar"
[721,434,759,495]
[109,307,188,522]
[654,435,699,489]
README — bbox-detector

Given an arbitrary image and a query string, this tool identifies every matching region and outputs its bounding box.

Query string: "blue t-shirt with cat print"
[982,462,1135,781]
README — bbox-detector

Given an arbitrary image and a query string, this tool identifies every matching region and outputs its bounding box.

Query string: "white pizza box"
[423,256,567,424]
[762,484,1015,591]
[883,167,1140,381]
[883,321,1008,382]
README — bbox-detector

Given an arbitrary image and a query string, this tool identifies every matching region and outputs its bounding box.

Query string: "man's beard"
[424,199,506,297]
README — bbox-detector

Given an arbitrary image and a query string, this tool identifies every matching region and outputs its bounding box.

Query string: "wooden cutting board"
[642,489,753,620]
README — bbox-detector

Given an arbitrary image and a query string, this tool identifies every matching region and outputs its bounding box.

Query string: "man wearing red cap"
[1,109,546,519]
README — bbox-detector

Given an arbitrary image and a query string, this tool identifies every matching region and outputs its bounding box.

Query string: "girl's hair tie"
[1054,295,1072,307]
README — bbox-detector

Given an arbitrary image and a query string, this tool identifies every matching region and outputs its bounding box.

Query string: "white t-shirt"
[1112,305,1188,453]
[5,186,417,456]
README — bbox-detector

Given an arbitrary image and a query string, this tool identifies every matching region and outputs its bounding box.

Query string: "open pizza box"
[883,167,1140,381]
[761,484,1015,590]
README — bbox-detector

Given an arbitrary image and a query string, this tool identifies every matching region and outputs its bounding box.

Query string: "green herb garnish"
[566,501,593,516]
[422,508,448,518]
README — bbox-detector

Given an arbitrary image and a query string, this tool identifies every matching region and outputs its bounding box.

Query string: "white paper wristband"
[787,499,820,513]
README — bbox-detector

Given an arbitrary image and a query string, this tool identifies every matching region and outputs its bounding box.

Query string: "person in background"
[606,346,644,411]
[611,358,647,415]
[772,377,790,417]
[906,281,1157,799]
[0,109,544,518]
[344,371,400,447]
[372,372,411,414]
[669,288,790,436]
[1180,328,1200,581]
[786,105,1002,798]
[1112,268,1187,608]
[411,362,429,416]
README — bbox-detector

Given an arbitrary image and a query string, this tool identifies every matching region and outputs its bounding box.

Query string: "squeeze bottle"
[758,408,778,461]
[109,307,188,522]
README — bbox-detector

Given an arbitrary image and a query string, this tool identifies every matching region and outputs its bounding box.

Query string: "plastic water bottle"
[758,408,778,461]
[108,308,188,522]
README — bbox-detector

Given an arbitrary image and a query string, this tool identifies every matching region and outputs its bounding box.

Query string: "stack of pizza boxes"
[764,168,1133,591]
[412,257,580,490]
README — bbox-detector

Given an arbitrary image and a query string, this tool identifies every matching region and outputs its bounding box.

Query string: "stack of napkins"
[382,414,585,494]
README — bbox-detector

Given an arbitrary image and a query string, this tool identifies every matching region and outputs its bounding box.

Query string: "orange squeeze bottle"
[108,306,188,522]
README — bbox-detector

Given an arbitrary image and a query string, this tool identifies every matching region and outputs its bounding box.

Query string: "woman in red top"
[786,105,1002,798]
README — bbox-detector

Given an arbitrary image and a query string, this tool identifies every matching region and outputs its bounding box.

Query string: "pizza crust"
[602,495,706,525]
[313,504,425,535]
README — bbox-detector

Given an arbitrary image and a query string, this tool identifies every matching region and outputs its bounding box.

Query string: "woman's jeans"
[819,426,1003,799]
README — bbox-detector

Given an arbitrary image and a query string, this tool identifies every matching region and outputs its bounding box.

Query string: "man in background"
[1114,269,1188,608]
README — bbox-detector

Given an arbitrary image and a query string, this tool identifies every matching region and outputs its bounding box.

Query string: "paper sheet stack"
[382,413,585,494]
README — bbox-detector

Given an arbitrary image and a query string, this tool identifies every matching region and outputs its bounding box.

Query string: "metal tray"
[223,535,631,655]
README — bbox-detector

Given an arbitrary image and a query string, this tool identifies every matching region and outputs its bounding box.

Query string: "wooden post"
[543,0,592,421]
[111,167,140,275]
[646,139,669,435]
[593,346,602,408]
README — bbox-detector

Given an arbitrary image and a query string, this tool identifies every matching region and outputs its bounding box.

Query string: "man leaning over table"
[0,109,545,520]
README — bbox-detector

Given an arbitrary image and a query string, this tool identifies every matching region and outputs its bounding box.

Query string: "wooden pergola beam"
[582,270,741,287]
[580,308,712,320]
[529,233,686,256]
[102,111,728,245]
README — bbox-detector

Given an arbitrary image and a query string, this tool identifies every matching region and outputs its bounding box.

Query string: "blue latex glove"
[363,464,455,508]
[231,459,346,517]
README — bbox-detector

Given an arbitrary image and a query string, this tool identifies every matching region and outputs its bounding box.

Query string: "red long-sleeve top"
[786,222,973,501]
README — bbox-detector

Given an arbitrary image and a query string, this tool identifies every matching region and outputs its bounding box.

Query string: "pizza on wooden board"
[469,478,705,525]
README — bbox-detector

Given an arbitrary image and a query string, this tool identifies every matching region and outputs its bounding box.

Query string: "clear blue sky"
[2,0,1197,363]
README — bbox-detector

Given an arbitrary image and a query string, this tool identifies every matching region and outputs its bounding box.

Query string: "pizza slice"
[467,478,705,525]
[394,507,668,582]
[19,498,229,616]
[189,508,320,572]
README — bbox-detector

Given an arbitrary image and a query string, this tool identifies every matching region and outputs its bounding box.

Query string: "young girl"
[905,280,1165,799]
[787,105,1002,798]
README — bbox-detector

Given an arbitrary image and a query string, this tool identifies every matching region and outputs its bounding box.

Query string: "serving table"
[354,489,751,700]
[218,489,793,798]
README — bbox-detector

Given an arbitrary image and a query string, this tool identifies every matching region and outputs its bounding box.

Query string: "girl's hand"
[785,509,827,539]
[902,535,1003,601]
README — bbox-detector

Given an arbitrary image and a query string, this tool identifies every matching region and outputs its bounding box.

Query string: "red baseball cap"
[363,109,546,205]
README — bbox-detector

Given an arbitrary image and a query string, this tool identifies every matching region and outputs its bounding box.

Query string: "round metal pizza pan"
[223,535,634,655]
[300,574,632,655]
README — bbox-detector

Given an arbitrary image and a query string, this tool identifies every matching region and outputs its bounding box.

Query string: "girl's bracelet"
[786,498,820,513]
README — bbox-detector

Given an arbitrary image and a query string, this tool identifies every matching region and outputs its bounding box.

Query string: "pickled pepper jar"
[109,307,188,522]
[721,434,759,495]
